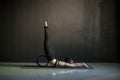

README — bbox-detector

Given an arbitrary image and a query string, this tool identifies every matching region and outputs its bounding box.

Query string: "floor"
[0,62,120,80]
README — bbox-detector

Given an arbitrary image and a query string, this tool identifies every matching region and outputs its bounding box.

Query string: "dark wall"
[0,0,118,62]
[94,0,118,62]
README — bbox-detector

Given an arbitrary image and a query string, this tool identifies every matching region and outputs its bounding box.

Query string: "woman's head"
[64,57,73,64]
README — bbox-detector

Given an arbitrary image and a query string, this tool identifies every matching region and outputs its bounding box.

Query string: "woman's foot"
[44,21,48,28]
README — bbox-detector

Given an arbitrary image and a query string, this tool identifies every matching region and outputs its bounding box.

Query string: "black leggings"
[44,27,55,61]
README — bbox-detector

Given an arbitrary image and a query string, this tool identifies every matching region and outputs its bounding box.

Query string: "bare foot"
[44,21,48,28]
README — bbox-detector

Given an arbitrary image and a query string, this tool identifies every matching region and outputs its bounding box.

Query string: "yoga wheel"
[36,55,49,67]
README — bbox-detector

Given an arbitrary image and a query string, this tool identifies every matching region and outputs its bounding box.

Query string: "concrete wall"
[0,0,118,62]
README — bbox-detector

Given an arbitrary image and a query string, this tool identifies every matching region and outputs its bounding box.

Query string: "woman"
[44,21,89,68]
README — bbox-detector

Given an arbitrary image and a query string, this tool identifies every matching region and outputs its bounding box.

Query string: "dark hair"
[64,56,73,63]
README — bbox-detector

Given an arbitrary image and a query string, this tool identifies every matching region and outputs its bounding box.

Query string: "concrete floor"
[0,63,120,80]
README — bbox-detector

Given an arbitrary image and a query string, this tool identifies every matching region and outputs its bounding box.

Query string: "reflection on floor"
[0,63,120,80]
